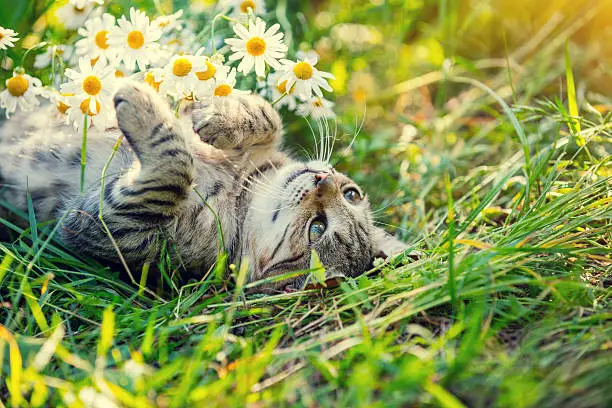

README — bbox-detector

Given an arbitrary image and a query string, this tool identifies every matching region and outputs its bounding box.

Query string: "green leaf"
[310,248,326,286]
[97,306,115,359]
[564,40,582,143]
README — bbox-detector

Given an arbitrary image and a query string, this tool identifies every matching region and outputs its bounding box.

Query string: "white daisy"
[152,10,183,33]
[108,8,162,71]
[200,68,249,100]
[47,90,72,116]
[266,70,298,111]
[0,27,19,50]
[144,68,164,92]
[75,13,116,64]
[277,51,335,99]
[220,0,266,21]
[157,54,207,98]
[60,57,116,115]
[192,56,230,100]
[112,61,135,79]
[55,2,95,30]
[70,0,104,7]
[33,45,73,69]
[296,96,335,120]
[65,94,115,131]
[0,70,43,118]
[225,17,287,77]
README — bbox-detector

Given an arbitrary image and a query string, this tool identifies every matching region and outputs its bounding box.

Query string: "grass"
[1,0,612,407]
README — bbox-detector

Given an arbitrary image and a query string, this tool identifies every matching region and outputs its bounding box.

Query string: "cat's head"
[245,159,411,292]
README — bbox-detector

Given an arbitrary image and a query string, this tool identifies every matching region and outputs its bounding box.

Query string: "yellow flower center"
[115,70,124,78]
[94,30,109,49]
[79,98,101,116]
[214,84,232,97]
[172,57,192,77]
[7,75,29,97]
[56,93,74,114]
[240,0,256,13]
[195,61,216,81]
[82,75,102,96]
[313,98,323,107]
[0,33,5,41]
[57,100,70,114]
[90,56,99,67]
[127,30,145,49]
[246,37,266,56]
[276,80,294,95]
[144,72,162,91]
[73,6,85,14]
[293,62,313,80]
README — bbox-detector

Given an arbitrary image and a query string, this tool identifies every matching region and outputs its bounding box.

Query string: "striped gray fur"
[0,80,412,293]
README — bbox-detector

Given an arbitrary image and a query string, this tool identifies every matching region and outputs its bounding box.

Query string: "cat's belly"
[170,195,240,271]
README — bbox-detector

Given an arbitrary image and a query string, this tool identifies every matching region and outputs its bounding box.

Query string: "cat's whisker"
[241,173,286,198]
[326,118,334,163]
[246,160,286,196]
[323,119,329,163]
[373,221,413,234]
[239,183,269,199]
[304,117,320,162]
[297,145,313,162]
[371,195,413,216]
[241,179,286,200]
[325,118,338,164]
[249,202,296,214]
[345,103,367,154]
[267,159,279,171]
[317,118,327,163]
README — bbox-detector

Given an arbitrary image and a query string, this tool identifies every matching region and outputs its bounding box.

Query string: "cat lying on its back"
[0,81,411,292]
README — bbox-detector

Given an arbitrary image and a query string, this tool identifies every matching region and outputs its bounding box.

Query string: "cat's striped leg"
[60,82,195,262]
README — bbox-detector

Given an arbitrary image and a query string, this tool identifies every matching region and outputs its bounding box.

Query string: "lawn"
[1,0,611,407]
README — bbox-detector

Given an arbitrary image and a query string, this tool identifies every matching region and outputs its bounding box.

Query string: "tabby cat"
[0,81,411,292]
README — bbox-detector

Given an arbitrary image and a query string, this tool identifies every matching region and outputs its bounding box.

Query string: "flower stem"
[174,98,182,117]
[193,187,226,250]
[80,115,88,193]
[211,13,240,54]
[20,41,47,66]
[271,92,287,107]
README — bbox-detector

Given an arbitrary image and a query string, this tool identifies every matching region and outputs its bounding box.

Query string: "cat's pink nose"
[315,172,329,185]
[315,172,334,195]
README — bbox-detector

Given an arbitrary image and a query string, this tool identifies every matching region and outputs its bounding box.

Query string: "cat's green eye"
[309,219,327,242]
[343,188,362,203]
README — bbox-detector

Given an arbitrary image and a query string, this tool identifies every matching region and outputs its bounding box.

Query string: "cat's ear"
[372,226,420,261]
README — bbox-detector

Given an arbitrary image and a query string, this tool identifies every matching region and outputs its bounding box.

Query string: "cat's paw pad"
[114,81,173,144]
[113,82,149,116]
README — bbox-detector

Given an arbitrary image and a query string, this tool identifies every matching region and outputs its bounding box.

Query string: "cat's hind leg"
[60,81,195,262]
[191,95,283,153]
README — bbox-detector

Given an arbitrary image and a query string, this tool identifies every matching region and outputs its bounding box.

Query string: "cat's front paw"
[191,95,281,150]
[114,81,178,159]
[113,81,162,128]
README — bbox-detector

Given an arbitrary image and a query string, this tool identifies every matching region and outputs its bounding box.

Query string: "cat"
[0,80,413,292]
